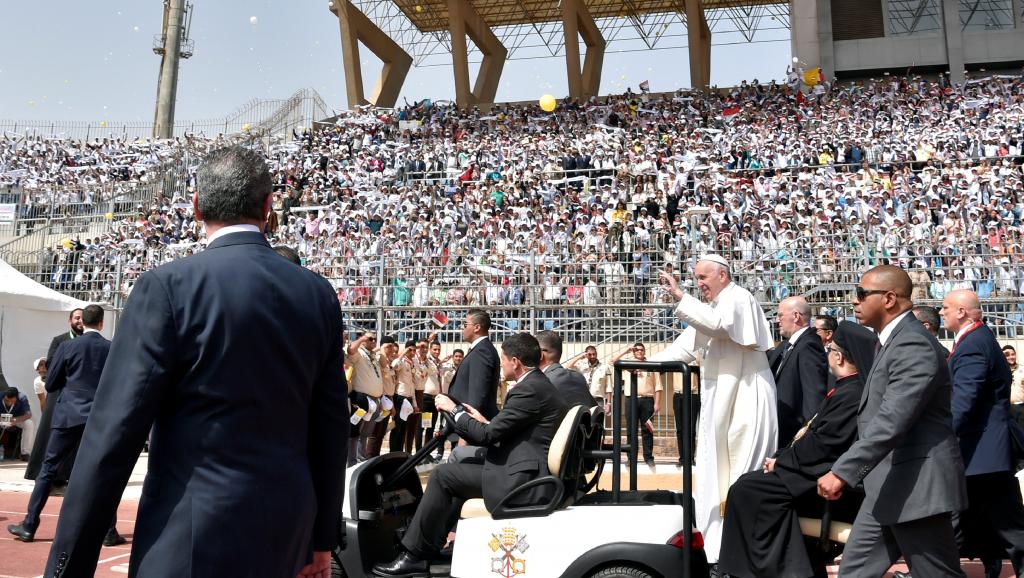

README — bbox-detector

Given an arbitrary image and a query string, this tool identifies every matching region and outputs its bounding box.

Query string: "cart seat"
[461,405,588,520]
[798,517,853,544]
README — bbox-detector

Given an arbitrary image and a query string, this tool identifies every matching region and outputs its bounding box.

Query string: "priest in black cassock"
[717,321,878,578]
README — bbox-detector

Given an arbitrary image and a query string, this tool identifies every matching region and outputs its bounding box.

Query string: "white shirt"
[953,321,979,344]
[206,223,262,244]
[469,335,488,351]
[787,326,809,346]
[878,311,913,347]
[83,327,100,335]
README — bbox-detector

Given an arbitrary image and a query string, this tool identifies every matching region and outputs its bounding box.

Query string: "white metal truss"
[958,0,1014,30]
[887,0,943,36]
[348,0,790,67]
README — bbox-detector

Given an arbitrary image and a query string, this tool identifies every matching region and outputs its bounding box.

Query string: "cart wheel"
[588,566,655,578]
[330,555,346,578]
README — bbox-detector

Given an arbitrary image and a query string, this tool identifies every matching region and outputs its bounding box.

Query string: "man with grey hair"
[653,254,778,567]
[41,146,349,578]
[770,296,828,445]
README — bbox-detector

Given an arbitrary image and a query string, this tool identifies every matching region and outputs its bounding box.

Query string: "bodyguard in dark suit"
[942,290,1024,575]
[536,331,597,408]
[447,309,500,420]
[25,308,83,481]
[40,147,349,578]
[770,296,829,445]
[372,333,569,577]
[8,305,123,546]
[819,265,967,577]
[720,321,877,578]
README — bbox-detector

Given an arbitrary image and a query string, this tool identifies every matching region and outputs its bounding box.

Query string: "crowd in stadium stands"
[3,74,1024,333]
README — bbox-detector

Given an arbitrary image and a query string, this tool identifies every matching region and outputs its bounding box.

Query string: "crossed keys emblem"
[488,526,529,577]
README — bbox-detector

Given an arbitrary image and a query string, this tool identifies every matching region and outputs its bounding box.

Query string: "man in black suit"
[536,331,597,408]
[913,304,950,357]
[25,307,84,481]
[942,289,1024,577]
[447,309,500,420]
[8,305,124,546]
[372,334,569,577]
[770,296,828,445]
[39,147,348,578]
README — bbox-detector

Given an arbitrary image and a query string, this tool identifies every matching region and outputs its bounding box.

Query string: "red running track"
[0,491,1014,578]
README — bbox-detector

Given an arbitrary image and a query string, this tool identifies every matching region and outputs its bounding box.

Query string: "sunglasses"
[854,286,890,301]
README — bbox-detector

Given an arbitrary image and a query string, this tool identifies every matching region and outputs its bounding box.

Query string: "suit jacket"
[949,323,1019,476]
[46,330,77,366]
[456,370,569,509]
[773,374,864,496]
[447,337,500,419]
[543,363,597,408]
[45,331,110,429]
[769,328,829,444]
[45,232,348,578]
[832,314,967,525]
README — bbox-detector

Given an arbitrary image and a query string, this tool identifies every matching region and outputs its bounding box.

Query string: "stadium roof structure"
[328,0,790,109]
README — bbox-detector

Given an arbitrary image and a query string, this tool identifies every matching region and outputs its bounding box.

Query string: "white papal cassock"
[651,281,777,563]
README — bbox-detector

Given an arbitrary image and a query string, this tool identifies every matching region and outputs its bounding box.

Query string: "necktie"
[774,342,794,377]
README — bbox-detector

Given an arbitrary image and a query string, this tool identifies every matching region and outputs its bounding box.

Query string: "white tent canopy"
[0,258,107,422]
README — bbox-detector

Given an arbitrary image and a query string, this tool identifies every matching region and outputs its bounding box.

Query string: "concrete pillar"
[153,0,185,139]
[447,0,507,108]
[562,0,605,100]
[330,0,412,109]
[685,0,711,89]
[941,0,966,84]
[790,0,830,77]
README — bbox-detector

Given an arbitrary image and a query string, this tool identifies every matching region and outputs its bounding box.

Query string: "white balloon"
[249,16,258,25]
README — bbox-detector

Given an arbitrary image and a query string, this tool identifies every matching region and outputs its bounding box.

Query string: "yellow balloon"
[242,123,252,132]
[415,4,423,12]
[99,121,108,128]
[104,212,114,220]
[539,94,557,112]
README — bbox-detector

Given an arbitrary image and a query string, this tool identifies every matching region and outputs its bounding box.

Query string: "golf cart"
[331,360,708,578]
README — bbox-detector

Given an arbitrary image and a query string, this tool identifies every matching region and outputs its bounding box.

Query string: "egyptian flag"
[432,311,449,328]
[723,103,742,117]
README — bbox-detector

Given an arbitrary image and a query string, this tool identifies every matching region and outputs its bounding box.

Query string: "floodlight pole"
[154,0,186,139]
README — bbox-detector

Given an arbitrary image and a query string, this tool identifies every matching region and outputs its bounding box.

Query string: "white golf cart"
[331,360,708,578]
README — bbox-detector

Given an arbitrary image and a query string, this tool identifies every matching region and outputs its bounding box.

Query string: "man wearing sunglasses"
[818,265,967,577]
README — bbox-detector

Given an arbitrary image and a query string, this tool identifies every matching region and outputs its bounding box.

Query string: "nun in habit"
[717,321,877,578]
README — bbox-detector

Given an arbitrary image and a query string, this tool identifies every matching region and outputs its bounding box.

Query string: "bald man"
[770,296,828,445]
[942,289,1024,577]
[818,265,967,577]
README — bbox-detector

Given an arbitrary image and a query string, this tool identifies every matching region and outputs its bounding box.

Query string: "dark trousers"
[955,471,1024,574]
[412,391,425,451]
[401,462,483,558]
[362,410,390,458]
[390,394,416,453]
[634,396,655,462]
[673,392,700,465]
[24,425,83,530]
[419,393,437,451]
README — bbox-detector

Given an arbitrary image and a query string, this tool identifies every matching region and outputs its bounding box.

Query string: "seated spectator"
[1,388,34,460]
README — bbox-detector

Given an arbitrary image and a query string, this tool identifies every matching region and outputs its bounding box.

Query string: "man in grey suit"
[536,331,597,408]
[818,265,967,577]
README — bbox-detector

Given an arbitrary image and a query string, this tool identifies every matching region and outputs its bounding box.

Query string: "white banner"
[0,204,17,223]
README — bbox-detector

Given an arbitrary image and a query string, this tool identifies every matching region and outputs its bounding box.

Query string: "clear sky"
[0,1,791,123]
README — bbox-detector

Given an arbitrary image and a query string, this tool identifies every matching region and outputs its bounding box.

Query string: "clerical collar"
[206,223,261,244]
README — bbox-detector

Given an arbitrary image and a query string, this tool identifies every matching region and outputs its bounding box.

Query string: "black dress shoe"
[372,551,430,577]
[103,529,127,547]
[7,523,35,542]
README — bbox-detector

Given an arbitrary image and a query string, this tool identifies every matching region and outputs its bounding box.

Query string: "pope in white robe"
[651,255,778,564]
